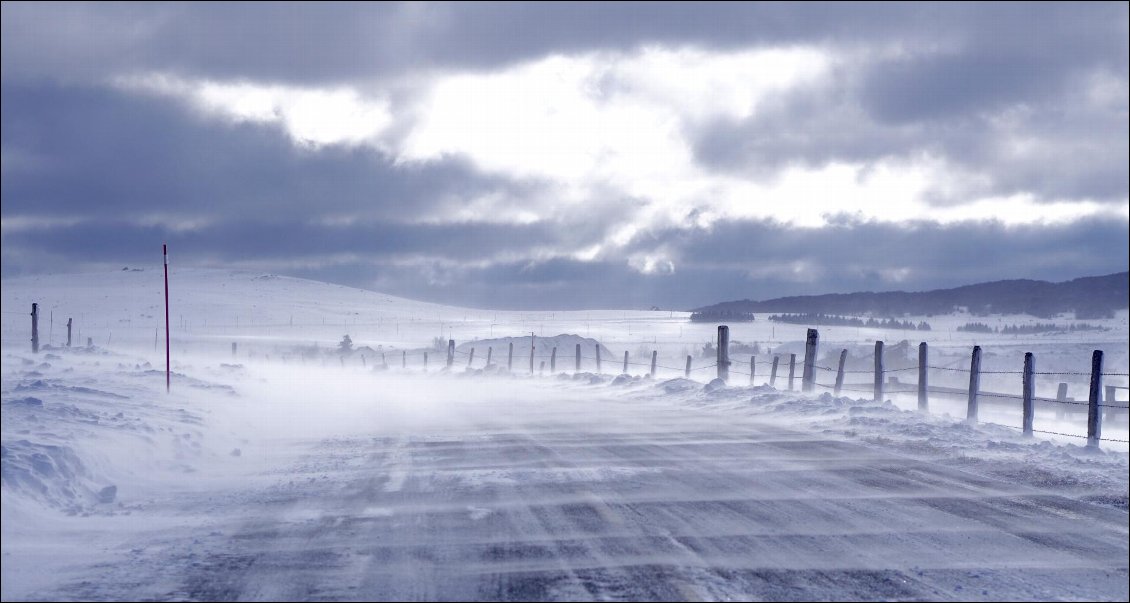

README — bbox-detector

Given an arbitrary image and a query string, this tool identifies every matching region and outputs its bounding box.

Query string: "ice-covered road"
[15,368,1122,602]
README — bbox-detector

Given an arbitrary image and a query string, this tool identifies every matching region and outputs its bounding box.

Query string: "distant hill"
[692,272,1129,319]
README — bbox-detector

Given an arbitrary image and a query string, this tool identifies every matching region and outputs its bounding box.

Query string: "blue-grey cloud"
[2,3,1127,310]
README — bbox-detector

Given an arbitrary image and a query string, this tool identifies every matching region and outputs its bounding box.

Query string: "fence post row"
[801,328,818,392]
[873,341,884,402]
[1087,350,1103,449]
[966,345,981,423]
[917,342,928,411]
[717,325,730,382]
[1022,352,1035,436]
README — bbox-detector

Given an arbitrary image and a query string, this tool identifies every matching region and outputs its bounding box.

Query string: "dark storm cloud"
[5,3,1122,85]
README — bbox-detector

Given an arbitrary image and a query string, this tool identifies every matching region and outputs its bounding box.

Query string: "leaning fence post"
[749,356,756,386]
[802,328,818,392]
[551,347,557,373]
[967,345,981,423]
[31,303,39,354]
[650,350,657,378]
[685,355,692,378]
[1022,352,1035,436]
[770,355,780,387]
[575,344,581,372]
[1087,350,1103,449]
[596,345,602,373]
[787,353,797,391]
[834,349,847,396]
[508,342,514,372]
[918,342,929,411]
[623,351,629,374]
[468,348,475,367]
[717,325,730,382]
[447,339,455,368]
[874,341,885,402]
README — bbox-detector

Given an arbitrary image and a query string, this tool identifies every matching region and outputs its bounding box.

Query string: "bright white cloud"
[116,73,393,149]
[112,45,1129,277]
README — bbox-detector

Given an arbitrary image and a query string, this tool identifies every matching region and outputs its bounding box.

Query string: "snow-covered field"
[2,269,1128,601]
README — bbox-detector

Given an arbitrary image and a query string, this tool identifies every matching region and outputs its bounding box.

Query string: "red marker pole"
[163,243,170,393]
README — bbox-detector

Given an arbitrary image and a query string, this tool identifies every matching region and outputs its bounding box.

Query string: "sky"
[2,2,1127,310]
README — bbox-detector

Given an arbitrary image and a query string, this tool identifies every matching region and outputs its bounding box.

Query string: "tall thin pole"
[163,243,170,393]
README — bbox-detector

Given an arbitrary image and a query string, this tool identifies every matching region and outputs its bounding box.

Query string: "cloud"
[2,3,1127,309]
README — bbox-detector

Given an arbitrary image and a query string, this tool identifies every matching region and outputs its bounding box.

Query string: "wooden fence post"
[423,352,428,372]
[468,348,475,367]
[575,344,581,372]
[529,338,535,375]
[508,342,514,372]
[596,345,602,373]
[717,325,730,382]
[1022,352,1035,436]
[1087,350,1103,449]
[539,361,545,376]
[402,350,406,369]
[87,337,92,348]
[31,303,39,354]
[967,345,981,423]
[835,349,847,396]
[487,346,493,367]
[623,351,629,374]
[685,355,692,378]
[749,356,756,386]
[770,355,780,387]
[447,339,455,368]
[232,341,237,357]
[787,353,797,391]
[551,347,557,373]
[918,342,929,411]
[802,328,818,392]
[67,318,73,348]
[874,341,885,402]
[650,350,657,378]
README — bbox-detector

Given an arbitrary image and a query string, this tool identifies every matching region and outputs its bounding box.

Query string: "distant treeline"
[958,322,1109,334]
[689,309,755,322]
[691,272,1128,319]
[768,313,930,331]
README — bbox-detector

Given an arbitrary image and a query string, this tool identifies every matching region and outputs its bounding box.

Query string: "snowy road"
[29,375,1125,602]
